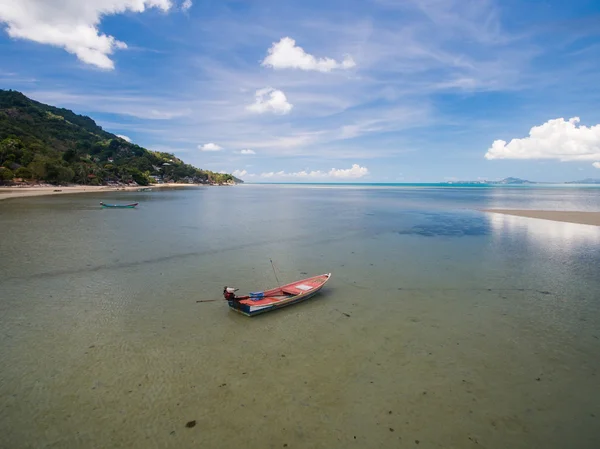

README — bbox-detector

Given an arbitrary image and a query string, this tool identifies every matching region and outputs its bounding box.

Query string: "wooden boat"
[226,273,331,317]
[100,202,139,208]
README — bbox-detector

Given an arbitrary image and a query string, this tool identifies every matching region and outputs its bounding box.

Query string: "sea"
[1,183,599,449]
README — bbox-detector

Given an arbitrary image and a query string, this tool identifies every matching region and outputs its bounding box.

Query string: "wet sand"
[0,183,205,201]
[482,209,600,227]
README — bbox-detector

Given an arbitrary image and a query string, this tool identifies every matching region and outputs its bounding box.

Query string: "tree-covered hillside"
[0,90,241,186]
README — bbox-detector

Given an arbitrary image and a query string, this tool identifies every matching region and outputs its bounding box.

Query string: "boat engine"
[223,287,239,301]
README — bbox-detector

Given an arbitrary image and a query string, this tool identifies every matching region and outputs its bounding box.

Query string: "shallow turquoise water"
[1,185,599,448]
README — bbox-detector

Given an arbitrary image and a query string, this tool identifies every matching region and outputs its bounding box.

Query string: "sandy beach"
[0,183,206,202]
[483,209,600,226]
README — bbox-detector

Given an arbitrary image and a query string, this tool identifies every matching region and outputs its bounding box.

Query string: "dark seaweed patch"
[398,214,490,237]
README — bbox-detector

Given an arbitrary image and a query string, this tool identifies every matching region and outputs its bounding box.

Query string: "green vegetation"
[0,166,14,182]
[0,90,242,186]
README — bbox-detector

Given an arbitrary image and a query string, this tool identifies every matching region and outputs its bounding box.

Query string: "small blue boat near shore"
[100,202,139,208]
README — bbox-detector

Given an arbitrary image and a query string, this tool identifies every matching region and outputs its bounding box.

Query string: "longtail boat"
[224,273,331,317]
[100,202,139,208]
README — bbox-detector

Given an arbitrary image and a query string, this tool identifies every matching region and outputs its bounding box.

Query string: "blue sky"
[1,0,600,182]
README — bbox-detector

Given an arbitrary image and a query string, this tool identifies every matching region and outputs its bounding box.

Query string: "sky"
[1,0,600,183]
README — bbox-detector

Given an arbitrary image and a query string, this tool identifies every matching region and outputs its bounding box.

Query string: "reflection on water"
[488,212,600,248]
[486,212,600,299]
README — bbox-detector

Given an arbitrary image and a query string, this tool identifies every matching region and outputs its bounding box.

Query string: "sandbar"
[482,209,600,227]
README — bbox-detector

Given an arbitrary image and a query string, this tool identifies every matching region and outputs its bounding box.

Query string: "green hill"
[0,89,240,186]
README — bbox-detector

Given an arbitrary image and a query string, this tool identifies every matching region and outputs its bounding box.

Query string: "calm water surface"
[1,185,599,449]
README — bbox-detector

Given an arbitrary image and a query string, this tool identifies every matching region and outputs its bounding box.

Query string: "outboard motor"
[223,287,238,301]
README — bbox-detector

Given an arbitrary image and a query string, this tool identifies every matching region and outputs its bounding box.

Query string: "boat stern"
[228,301,270,317]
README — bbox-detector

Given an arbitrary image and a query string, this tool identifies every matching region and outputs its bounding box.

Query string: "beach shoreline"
[482,209,600,227]
[0,183,205,202]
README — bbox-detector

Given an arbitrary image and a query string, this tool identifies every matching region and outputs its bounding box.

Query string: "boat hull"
[100,202,138,208]
[228,273,331,317]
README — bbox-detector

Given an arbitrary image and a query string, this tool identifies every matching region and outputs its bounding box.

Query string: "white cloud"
[232,169,248,178]
[262,37,356,73]
[328,164,370,178]
[240,149,256,155]
[246,87,293,115]
[255,164,369,180]
[485,118,600,167]
[0,0,172,70]
[181,0,192,11]
[198,142,222,151]
[146,108,191,120]
[242,133,320,150]
[116,134,131,142]
[593,162,600,169]
[28,90,192,120]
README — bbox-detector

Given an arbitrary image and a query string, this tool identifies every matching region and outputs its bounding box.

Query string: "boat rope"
[269,258,282,289]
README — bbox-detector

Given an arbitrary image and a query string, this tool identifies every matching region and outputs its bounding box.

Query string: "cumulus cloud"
[246,87,293,115]
[198,142,222,151]
[240,149,256,155]
[593,162,600,169]
[257,164,369,180]
[262,37,356,73]
[232,169,248,178]
[485,118,600,168]
[328,164,370,178]
[181,0,192,11]
[116,134,131,142]
[0,0,172,70]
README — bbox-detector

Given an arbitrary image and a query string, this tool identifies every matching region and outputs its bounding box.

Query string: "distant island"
[444,177,536,185]
[445,177,600,185]
[0,90,242,187]
[565,178,600,185]
[493,177,535,185]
